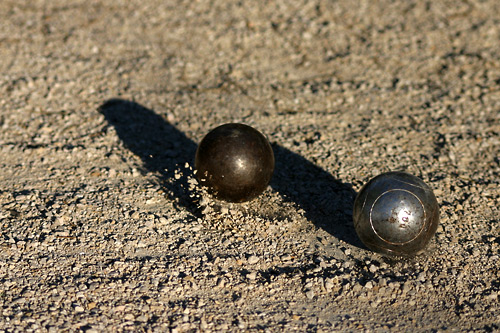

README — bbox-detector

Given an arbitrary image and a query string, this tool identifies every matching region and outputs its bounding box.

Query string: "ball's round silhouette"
[195,123,274,203]
[353,171,439,256]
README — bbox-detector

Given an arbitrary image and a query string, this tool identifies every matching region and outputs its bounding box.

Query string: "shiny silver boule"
[353,171,439,256]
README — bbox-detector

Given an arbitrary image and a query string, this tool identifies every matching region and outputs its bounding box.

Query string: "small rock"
[136,315,148,322]
[74,306,85,313]
[124,313,135,321]
[353,283,363,292]
[247,255,260,264]
[281,254,292,261]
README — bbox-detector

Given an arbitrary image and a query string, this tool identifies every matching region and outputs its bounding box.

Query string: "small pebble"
[247,255,260,264]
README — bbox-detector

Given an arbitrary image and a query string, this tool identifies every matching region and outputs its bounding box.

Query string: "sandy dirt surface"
[1,0,499,331]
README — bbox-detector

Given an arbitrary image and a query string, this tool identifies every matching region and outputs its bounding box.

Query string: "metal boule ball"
[195,123,275,203]
[353,171,439,256]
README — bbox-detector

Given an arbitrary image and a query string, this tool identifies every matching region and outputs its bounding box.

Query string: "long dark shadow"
[99,98,199,214]
[99,98,361,248]
[271,145,362,248]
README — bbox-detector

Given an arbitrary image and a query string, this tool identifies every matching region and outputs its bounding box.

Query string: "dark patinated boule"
[353,171,439,256]
[195,123,275,203]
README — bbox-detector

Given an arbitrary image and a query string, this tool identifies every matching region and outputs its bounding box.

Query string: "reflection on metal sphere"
[195,123,274,203]
[353,171,439,256]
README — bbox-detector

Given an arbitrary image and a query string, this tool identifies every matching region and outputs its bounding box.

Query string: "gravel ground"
[1,0,499,331]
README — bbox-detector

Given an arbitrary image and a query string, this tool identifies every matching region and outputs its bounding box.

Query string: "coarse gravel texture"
[1,0,499,331]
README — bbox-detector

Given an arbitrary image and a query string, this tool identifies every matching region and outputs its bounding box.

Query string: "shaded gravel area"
[1,0,499,331]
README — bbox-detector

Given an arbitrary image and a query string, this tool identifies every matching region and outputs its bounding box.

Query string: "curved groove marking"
[354,192,369,228]
[386,176,427,190]
[361,193,368,214]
